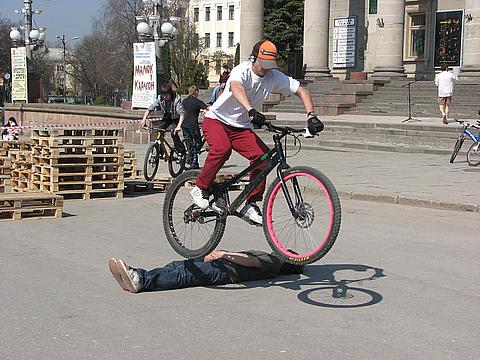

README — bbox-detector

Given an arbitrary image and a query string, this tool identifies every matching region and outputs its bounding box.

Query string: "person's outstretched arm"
[295,86,315,114]
[204,250,262,268]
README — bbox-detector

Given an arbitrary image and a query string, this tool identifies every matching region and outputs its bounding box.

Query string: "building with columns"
[239,0,480,80]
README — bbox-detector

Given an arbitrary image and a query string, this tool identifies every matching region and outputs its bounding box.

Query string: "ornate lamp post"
[135,0,176,83]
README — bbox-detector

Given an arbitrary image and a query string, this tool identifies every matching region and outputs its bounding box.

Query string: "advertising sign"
[11,47,28,102]
[333,16,356,68]
[132,42,157,109]
[434,10,463,67]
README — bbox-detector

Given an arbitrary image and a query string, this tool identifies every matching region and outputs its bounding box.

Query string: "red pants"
[196,117,269,203]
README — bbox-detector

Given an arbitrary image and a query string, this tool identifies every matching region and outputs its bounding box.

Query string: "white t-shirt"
[205,61,300,128]
[434,71,458,97]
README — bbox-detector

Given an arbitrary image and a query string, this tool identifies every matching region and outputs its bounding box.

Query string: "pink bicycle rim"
[265,171,334,259]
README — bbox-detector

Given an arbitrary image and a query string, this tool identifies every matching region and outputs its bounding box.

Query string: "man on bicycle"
[190,39,324,224]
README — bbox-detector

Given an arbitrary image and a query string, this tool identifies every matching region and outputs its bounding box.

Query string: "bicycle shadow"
[216,263,385,309]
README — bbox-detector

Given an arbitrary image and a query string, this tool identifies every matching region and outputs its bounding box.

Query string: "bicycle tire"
[163,170,227,258]
[144,142,160,181]
[168,148,187,177]
[449,135,465,163]
[466,141,480,166]
[263,166,341,265]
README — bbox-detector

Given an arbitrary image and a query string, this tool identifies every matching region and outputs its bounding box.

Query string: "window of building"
[205,7,210,21]
[193,8,199,22]
[216,32,222,48]
[216,60,221,75]
[204,60,210,73]
[407,13,426,58]
[369,0,377,15]
[217,6,222,21]
[204,33,210,48]
[228,32,234,47]
[229,5,234,20]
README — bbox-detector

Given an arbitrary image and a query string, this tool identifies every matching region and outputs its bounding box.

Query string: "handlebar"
[263,121,311,135]
[455,119,480,129]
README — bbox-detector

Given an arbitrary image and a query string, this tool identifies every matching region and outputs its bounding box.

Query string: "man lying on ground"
[108,250,304,293]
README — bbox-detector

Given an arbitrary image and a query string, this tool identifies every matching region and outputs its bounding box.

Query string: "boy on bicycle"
[190,39,324,224]
[140,85,185,156]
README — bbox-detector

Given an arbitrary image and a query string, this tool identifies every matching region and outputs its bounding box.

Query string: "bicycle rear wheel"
[168,148,187,177]
[144,142,160,181]
[467,141,480,166]
[449,134,465,163]
[163,170,227,258]
[263,166,341,265]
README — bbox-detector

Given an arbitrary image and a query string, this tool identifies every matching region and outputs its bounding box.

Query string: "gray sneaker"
[108,258,141,293]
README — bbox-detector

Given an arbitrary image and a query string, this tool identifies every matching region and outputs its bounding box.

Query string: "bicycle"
[162,121,342,265]
[143,124,187,180]
[449,119,480,165]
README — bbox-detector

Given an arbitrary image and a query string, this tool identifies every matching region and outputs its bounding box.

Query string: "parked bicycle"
[162,121,342,265]
[449,119,480,165]
[143,123,186,180]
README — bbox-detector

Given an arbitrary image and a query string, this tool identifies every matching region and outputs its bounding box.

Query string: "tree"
[0,15,17,74]
[264,0,304,53]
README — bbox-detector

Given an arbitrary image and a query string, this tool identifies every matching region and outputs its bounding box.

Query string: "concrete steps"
[260,115,467,154]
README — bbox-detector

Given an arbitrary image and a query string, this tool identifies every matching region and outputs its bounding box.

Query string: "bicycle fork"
[277,165,304,219]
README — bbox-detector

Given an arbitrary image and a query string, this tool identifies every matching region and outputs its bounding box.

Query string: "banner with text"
[11,47,28,102]
[332,16,357,68]
[132,42,157,109]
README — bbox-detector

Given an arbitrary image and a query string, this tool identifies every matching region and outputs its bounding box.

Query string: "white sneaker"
[190,186,210,209]
[239,202,263,225]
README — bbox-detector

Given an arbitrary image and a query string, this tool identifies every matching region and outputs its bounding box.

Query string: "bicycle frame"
[153,129,174,161]
[463,127,479,142]
[208,131,302,219]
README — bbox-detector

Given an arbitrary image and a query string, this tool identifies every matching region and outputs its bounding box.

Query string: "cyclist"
[190,39,324,224]
[140,84,185,157]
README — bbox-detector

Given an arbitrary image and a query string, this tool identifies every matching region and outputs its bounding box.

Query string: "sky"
[2,0,104,46]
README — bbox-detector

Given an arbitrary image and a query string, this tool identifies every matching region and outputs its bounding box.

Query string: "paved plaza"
[1,143,479,359]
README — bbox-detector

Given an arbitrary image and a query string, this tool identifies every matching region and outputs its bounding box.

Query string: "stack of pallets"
[0,192,62,221]
[30,128,125,200]
[10,149,33,192]
[0,143,11,192]
[124,150,138,179]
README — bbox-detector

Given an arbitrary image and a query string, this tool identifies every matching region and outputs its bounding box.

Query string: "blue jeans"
[182,127,202,166]
[137,259,232,292]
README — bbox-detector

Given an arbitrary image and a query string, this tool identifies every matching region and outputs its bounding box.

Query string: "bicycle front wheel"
[144,142,160,181]
[467,141,480,166]
[450,135,465,163]
[163,170,227,258]
[263,166,341,265]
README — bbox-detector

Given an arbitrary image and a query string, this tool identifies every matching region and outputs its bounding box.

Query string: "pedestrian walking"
[182,85,208,169]
[434,64,458,124]
[108,249,304,293]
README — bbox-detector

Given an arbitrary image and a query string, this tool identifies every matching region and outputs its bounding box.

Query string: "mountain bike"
[449,119,480,164]
[143,125,186,180]
[162,122,342,265]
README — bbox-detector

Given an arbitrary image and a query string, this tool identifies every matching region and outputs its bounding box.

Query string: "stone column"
[303,0,331,78]
[461,0,480,78]
[371,0,406,78]
[239,0,264,62]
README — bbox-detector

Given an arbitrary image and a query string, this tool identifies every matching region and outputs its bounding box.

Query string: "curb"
[338,190,479,213]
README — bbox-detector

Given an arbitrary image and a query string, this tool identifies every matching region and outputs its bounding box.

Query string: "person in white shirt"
[434,64,458,124]
[190,39,324,225]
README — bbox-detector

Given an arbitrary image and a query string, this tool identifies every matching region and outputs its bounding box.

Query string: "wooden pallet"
[124,150,138,179]
[31,128,124,139]
[60,189,123,201]
[0,192,63,221]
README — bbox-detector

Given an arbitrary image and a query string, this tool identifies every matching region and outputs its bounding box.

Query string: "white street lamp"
[9,28,22,42]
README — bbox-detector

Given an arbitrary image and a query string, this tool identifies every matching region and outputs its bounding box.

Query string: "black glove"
[307,116,324,135]
[248,109,266,129]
